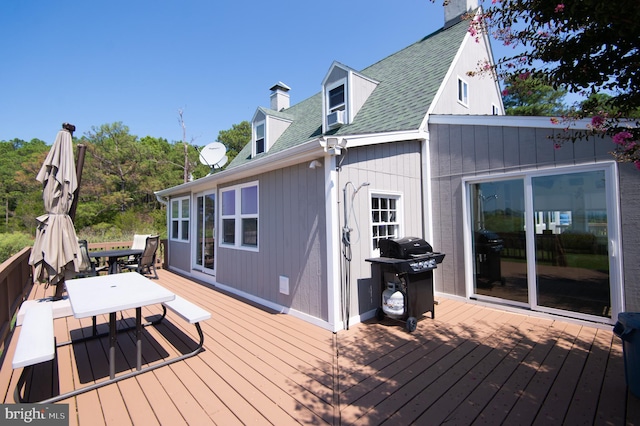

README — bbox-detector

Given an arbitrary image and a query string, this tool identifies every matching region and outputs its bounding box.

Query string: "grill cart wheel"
[406,317,417,332]
[376,307,385,321]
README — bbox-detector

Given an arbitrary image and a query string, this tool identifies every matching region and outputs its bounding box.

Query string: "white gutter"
[155,138,326,197]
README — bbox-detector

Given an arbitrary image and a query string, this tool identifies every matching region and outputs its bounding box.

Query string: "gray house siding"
[341,141,424,317]
[619,163,640,312]
[215,161,329,320]
[168,240,191,272]
[429,120,639,314]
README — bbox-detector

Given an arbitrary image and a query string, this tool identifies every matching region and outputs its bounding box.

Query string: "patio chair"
[118,233,151,268]
[123,235,159,279]
[75,239,107,278]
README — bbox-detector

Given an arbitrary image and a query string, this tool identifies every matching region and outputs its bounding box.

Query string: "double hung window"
[221,182,259,250]
[171,197,190,241]
[255,122,265,155]
[371,193,401,254]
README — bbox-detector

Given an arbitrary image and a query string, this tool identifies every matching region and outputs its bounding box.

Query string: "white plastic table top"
[65,273,175,318]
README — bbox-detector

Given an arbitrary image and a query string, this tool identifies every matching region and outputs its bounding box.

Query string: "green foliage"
[467,0,640,167]
[217,121,251,164]
[1,119,248,241]
[503,74,567,116]
[0,232,33,264]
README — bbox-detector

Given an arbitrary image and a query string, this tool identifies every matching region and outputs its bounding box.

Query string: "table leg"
[109,312,117,380]
[136,307,142,370]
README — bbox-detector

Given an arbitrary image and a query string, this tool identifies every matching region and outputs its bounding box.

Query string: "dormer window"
[326,80,347,130]
[322,62,379,133]
[255,121,265,155]
[328,84,345,112]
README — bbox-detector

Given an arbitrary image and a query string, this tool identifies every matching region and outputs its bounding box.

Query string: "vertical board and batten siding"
[619,163,640,311]
[167,192,194,273]
[215,161,328,320]
[428,121,640,311]
[340,141,423,317]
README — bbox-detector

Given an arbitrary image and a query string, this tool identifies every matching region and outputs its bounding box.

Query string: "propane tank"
[382,281,405,318]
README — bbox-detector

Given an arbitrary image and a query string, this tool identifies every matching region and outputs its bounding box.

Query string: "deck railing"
[0,247,33,354]
[0,239,167,355]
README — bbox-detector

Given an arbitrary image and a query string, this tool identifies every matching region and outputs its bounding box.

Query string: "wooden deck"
[1,269,638,425]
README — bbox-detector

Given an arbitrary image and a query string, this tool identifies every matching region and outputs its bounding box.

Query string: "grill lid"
[379,237,433,259]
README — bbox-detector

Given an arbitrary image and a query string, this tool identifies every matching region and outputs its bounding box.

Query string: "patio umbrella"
[29,125,81,297]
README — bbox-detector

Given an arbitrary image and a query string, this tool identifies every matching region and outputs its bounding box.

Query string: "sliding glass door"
[467,165,620,322]
[470,179,528,304]
[532,170,611,317]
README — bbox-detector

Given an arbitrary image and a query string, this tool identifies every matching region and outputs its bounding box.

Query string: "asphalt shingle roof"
[229,19,469,168]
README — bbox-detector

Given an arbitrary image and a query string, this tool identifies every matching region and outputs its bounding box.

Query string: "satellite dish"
[199,142,226,167]
[214,155,228,169]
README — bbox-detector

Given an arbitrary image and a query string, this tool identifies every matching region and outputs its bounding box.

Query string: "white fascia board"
[428,114,593,129]
[155,139,324,197]
[343,129,429,147]
[422,23,470,130]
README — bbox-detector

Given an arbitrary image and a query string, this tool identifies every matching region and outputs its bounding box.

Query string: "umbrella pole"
[56,125,85,300]
[69,143,86,222]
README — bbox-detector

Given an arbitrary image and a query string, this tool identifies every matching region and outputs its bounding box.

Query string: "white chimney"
[444,0,478,28]
[270,82,291,111]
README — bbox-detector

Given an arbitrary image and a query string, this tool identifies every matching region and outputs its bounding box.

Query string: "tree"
[502,74,567,116]
[216,121,251,164]
[0,138,49,233]
[467,0,640,168]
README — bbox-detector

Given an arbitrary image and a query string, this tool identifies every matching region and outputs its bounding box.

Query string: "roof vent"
[270,82,291,111]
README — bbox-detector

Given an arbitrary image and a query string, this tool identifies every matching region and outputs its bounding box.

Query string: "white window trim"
[369,191,404,257]
[170,196,190,242]
[219,181,259,252]
[253,120,266,157]
[326,79,347,113]
[457,76,469,107]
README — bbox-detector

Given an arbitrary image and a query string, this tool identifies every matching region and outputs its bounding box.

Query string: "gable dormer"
[250,83,294,158]
[251,109,293,158]
[321,62,378,133]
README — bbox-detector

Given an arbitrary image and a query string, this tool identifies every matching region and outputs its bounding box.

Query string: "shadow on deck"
[1,269,638,425]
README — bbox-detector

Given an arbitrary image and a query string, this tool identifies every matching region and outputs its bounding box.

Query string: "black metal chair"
[123,235,159,279]
[76,240,107,277]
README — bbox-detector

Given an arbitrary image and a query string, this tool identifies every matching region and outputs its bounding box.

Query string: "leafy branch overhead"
[461,0,640,169]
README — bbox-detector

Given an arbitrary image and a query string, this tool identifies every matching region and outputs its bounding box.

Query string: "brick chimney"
[444,0,478,28]
[270,82,291,111]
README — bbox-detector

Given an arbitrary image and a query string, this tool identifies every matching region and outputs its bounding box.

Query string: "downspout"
[155,193,170,271]
[421,133,433,244]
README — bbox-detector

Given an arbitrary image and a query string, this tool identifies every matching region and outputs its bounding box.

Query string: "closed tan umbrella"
[29,125,81,298]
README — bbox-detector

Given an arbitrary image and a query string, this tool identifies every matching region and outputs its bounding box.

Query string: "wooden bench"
[12,302,55,372]
[16,297,73,326]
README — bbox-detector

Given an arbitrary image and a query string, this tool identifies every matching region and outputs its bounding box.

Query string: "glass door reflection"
[532,171,611,317]
[470,179,528,303]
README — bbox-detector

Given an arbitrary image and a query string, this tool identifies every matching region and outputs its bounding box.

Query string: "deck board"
[1,269,638,425]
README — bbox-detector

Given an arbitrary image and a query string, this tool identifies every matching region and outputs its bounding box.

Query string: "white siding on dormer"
[324,66,348,88]
[350,73,378,122]
[266,116,292,151]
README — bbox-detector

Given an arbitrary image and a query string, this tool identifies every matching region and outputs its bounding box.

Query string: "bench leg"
[13,366,31,403]
[16,313,205,404]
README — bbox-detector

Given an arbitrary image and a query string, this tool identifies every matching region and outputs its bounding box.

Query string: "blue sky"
[1,0,505,145]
